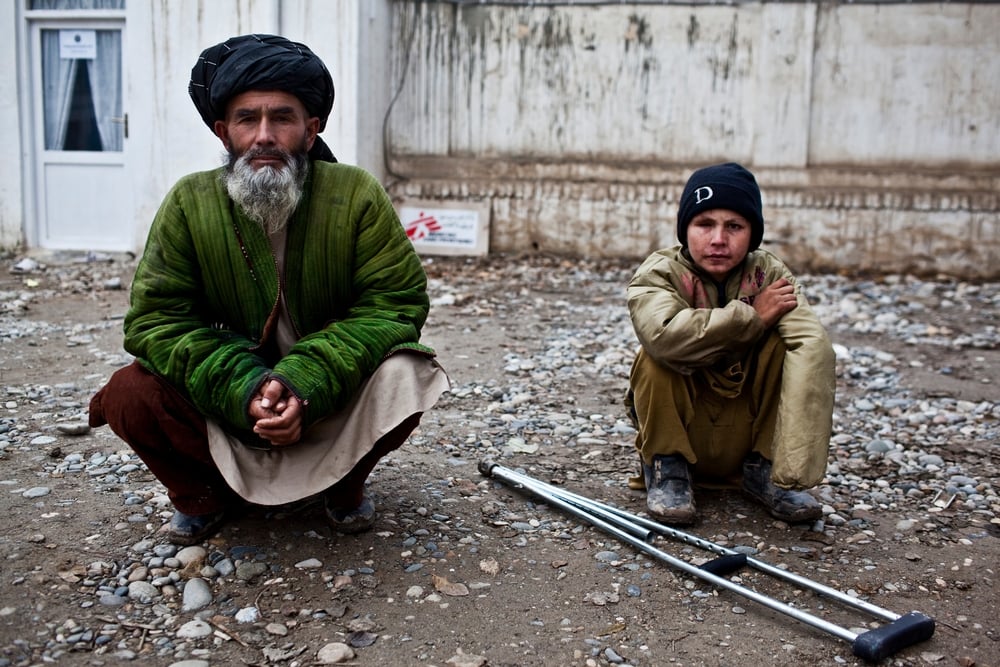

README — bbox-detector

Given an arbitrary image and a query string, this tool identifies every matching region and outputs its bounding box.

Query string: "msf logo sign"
[694,186,714,205]
[405,211,442,241]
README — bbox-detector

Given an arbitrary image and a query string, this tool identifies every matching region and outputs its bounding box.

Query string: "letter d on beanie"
[676,162,764,251]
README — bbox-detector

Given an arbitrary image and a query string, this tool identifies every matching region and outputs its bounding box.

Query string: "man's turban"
[189,34,336,162]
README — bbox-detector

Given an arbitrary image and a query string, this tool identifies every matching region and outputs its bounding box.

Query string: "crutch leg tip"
[478,458,499,477]
[851,611,935,663]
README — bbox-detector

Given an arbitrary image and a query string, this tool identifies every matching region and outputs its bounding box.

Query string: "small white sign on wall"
[398,200,490,256]
[60,30,97,60]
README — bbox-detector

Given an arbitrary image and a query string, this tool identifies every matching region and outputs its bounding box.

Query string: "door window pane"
[41,28,122,151]
[30,1,124,9]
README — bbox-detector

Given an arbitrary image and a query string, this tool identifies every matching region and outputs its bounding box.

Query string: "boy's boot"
[642,454,696,525]
[742,454,822,522]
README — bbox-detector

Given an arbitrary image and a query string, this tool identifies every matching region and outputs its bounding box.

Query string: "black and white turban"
[189,34,336,162]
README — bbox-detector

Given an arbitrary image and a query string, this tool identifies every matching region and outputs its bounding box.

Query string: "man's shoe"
[325,494,376,534]
[167,509,228,545]
[264,493,324,518]
[742,455,822,522]
[642,454,697,525]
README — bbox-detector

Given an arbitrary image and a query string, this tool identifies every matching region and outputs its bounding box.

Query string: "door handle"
[110,113,128,139]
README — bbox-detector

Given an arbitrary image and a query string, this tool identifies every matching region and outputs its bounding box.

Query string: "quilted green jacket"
[124,161,431,432]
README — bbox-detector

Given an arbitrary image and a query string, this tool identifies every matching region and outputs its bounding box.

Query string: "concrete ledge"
[387,158,1000,278]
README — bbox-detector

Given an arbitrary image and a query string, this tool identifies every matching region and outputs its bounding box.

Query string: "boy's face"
[686,208,752,282]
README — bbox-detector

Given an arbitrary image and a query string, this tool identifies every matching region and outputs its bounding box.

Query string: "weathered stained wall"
[385,2,1000,277]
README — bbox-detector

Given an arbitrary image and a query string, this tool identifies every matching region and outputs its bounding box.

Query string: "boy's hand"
[753,278,798,329]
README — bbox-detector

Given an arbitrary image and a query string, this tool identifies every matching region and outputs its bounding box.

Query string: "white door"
[30,21,131,251]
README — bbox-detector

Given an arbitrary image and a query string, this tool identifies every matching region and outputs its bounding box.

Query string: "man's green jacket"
[124,161,431,433]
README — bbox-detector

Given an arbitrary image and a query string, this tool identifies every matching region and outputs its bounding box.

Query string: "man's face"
[685,208,752,282]
[214,90,319,166]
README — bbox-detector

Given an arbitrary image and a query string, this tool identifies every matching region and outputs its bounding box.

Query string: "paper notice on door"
[60,30,97,60]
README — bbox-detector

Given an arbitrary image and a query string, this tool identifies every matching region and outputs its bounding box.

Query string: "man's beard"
[222,146,308,234]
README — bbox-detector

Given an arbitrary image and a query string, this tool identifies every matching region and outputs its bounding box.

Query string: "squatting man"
[625,163,836,524]
[89,35,449,545]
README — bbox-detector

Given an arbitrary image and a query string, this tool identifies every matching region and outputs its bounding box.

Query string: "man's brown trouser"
[626,333,786,483]
[88,362,418,516]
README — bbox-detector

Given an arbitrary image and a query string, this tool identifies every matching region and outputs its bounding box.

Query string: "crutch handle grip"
[852,611,936,662]
[699,554,748,576]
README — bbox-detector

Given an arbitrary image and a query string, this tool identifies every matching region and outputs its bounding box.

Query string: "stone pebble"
[2,256,998,665]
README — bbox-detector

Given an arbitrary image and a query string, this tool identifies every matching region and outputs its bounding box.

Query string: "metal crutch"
[493,463,904,621]
[479,459,935,663]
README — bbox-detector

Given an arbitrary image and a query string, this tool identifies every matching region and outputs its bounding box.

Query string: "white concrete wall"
[0,1,24,250]
[127,0,391,247]
[1,0,390,254]
[124,0,276,247]
[388,2,999,167]
[3,1,997,277]
[385,2,1000,277]
[280,1,393,174]
[284,1,391,173]
[811,4,998,165]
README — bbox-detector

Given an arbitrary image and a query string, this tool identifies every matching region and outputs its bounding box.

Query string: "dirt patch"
[0,253,997,667]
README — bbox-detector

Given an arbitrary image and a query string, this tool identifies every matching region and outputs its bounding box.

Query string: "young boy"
[625,163,835,524]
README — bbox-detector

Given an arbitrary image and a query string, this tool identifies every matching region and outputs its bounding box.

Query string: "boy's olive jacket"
[628,246,836,489]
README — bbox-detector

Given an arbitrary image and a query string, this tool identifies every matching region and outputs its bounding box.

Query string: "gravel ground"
[0,251,998,667]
